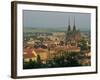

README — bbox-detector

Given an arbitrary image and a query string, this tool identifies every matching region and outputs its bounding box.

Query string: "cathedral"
[65,17,81,45]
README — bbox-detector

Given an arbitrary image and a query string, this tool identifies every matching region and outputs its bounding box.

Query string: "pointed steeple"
[68,17,71,31]
[73,16,76,31]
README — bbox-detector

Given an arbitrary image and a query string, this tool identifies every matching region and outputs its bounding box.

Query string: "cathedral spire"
[73,16,76,31]
[68,17,71,31]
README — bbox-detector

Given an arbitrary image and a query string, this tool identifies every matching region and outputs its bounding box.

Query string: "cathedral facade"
[65,17,81,45]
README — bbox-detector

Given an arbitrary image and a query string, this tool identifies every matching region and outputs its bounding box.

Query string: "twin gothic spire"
[67,17,76,31]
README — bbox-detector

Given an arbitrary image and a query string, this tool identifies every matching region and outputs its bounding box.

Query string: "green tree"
[78,39,88,50]
[37,55,41,63]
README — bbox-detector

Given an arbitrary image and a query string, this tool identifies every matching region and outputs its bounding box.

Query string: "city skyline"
[23,10,91,69]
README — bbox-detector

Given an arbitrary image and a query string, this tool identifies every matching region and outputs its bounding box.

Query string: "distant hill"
[23,27,67,33]
[24,27,90,33]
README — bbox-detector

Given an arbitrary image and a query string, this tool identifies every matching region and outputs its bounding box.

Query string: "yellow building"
[35,48,48,63]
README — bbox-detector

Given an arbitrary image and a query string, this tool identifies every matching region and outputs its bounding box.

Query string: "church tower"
[68,17,71,31]
[73,17,76,31]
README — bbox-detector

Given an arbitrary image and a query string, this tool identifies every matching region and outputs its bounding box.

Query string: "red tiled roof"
[35,48,46,52]
[24,47,33,54]
[23,47,36,59]
[23,53,36,59]
[53,45,80,51]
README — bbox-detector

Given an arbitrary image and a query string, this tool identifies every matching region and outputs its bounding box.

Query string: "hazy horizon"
[23,10,91,31]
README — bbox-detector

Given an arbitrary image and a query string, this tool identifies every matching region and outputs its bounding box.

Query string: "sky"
[23,10,91,31]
